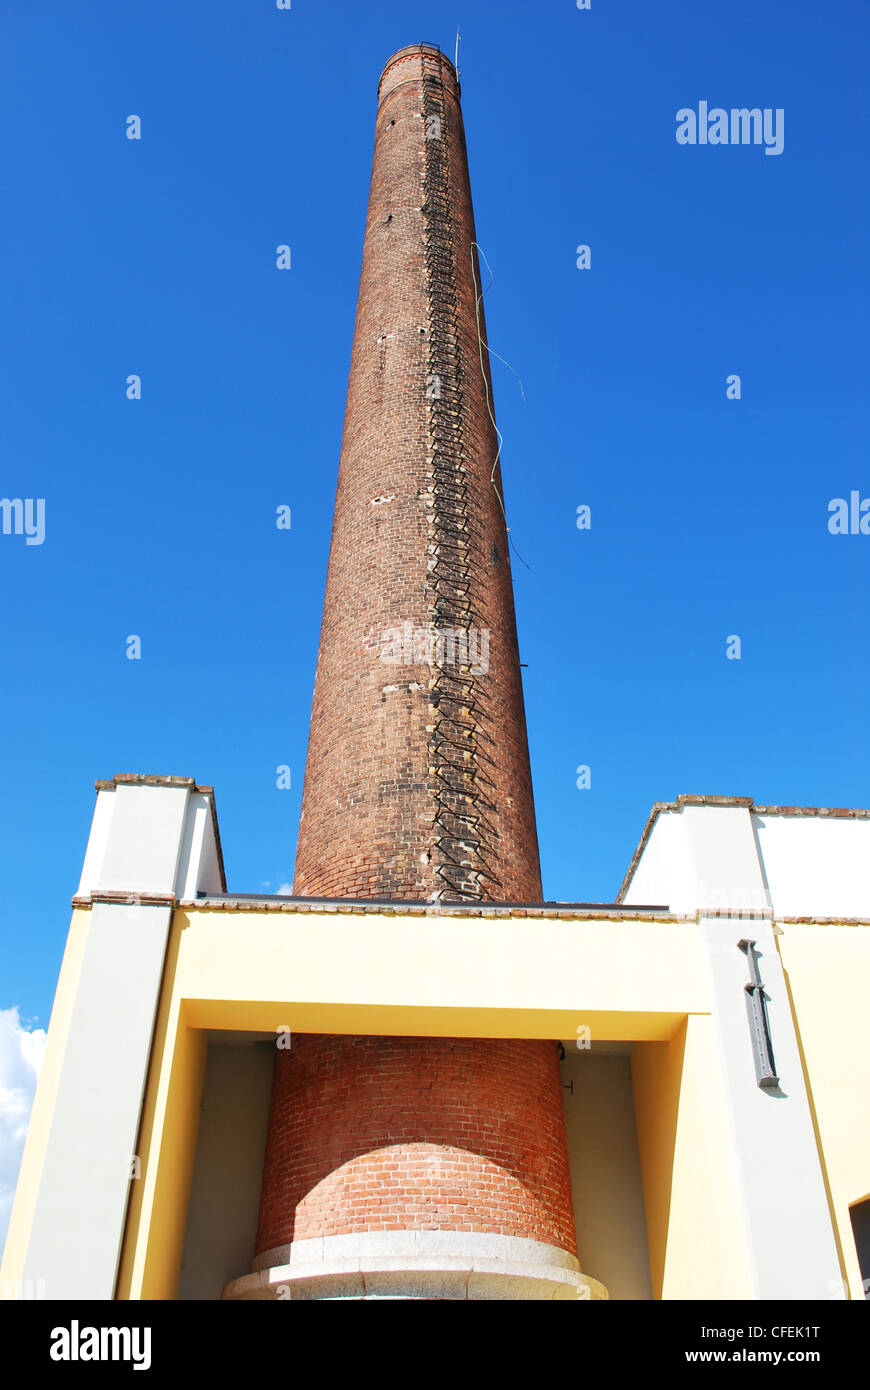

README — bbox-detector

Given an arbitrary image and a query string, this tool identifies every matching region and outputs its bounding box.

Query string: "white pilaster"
[20,775,224,1298]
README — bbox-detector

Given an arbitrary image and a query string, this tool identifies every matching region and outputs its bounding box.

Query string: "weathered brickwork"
[256,1035,577,1257]
[293,45,541,904]
[256,47,577,1271]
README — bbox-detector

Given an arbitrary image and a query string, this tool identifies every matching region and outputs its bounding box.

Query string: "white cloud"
[277,883,293,896]
[0,1007,46,1261]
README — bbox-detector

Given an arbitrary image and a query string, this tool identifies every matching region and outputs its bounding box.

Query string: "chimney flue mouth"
[378,43,459,102]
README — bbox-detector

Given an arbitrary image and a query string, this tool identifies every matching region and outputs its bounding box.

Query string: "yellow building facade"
[2,779,868,1301]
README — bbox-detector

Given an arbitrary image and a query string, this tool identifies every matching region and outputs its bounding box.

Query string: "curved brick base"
[255,1035,577,1257]
[224,1232,608,1301]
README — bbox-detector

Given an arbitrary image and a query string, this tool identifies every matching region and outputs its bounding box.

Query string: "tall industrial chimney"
[293,42,541,904]
[234,44,587,1301]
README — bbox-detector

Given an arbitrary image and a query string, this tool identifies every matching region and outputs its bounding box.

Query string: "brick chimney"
[293,42,541,905]
[234,45,589,1301]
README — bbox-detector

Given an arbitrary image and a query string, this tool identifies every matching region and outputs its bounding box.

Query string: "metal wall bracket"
[738,938,780,1088]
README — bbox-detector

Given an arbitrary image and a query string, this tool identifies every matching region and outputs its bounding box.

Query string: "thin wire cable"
[473,244,526,402]
[470,241,530,569]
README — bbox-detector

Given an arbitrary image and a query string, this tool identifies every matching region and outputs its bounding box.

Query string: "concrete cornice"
[777,916,870,927]
[72,890,177,908]
[176,895,684,923]
[752,804,870,818]
[94,774,212,792]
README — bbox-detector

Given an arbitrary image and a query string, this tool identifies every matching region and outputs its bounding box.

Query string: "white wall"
[623,801,868,922]
[752,814,869,918]
[700,918,842,1298]
[19,778,226,1298]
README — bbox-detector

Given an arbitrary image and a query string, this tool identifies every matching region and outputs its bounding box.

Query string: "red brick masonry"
[256,1035,577,1258]
[255,47,577,1272]
[292,44,541,905]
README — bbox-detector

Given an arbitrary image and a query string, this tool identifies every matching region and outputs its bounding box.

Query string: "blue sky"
[1,0,867,1041]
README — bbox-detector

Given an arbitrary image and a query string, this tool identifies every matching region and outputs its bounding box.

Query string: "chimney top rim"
[379,44,458,95]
